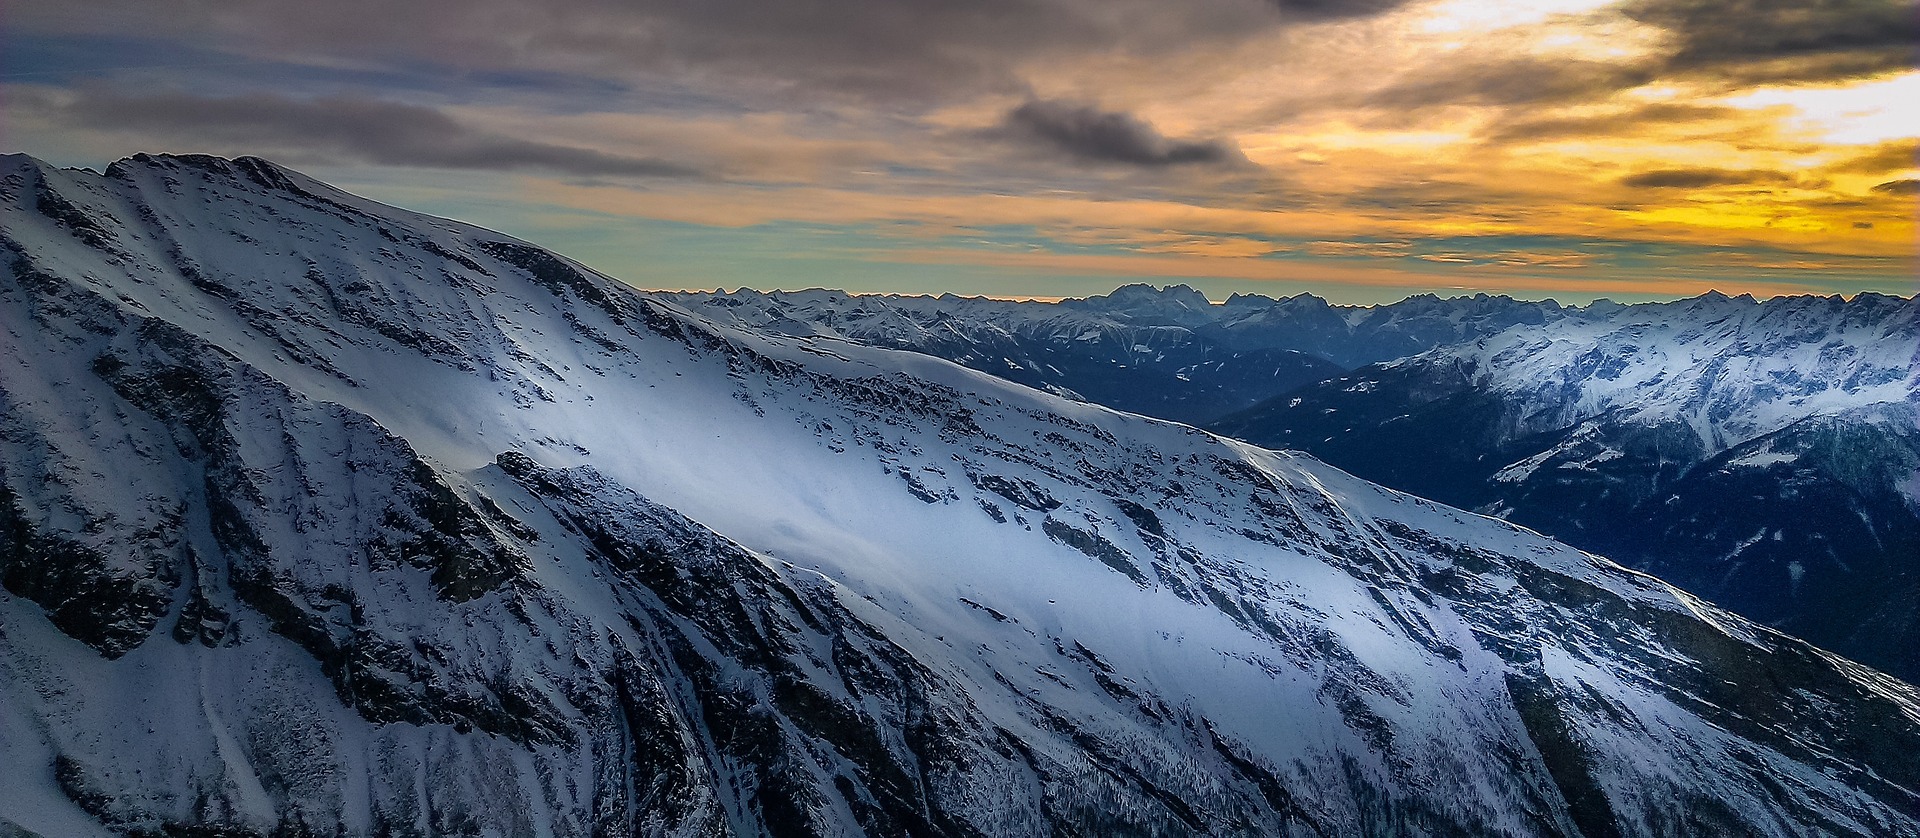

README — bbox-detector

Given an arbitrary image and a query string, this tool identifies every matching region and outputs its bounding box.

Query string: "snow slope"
[2,153,1918,836]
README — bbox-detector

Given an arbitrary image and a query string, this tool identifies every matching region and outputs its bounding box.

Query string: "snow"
[1428,292,1920,455]
[2,153,1917,836]
[1724,450,1799,470]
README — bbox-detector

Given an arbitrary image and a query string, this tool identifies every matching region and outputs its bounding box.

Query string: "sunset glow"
[6,0,1913,302]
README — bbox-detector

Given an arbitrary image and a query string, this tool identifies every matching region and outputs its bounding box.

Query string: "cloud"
[10,0,1909,299]
[1305,240,1414,258]
[1483,103,1738,144]
[1002,99,1247,166]
[11,0,1405,108]
[1828,140,1919,174]
[1620,167,1796,189]
[1871,179,1920,195]
[1368,57,1658,109]
[1621,0,1919,82]
[867,246,1808,297]
[1133,234,1284,257]
[1267,0,1416,20]
[52,89,701,178]
[1367,0,1916,114]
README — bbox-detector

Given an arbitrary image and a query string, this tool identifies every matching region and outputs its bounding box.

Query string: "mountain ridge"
[663,283,1579,425]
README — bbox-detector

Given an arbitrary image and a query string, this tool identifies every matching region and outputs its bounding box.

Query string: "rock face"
[2,153,1918,837]
[1214,293,1920,682]
[662,285,1564,426]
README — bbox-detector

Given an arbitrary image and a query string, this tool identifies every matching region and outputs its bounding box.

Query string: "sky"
[4,0,1916,304]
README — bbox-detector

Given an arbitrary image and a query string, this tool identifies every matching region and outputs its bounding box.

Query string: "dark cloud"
[1268,0,1415,20]
[1368,57,1658,109]
[13,0,1409,107]
[1829,140,1919,174]
[1002,99,1247,167]
[1483,103,1736,144]
[1620,168,1795,189]
[1871,179,1920,195]
[56,89,700,178]
[1368,0,1915,113]
[1622,0,1919,81]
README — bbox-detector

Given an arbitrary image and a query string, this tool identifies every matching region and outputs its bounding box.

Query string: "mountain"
[4,153,1919,837]
[663,285,1564,426]
[664,285,1341,425]
[1213,293,1920,682]
[1203,290,1568,370]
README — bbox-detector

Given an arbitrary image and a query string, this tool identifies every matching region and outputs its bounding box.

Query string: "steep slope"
[1615,407,1920,680]
[665,285,1563,426]
[3,154,1919,837]
[1214,294,1920,681]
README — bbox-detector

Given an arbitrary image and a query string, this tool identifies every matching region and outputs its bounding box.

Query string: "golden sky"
[6,0,1915,302]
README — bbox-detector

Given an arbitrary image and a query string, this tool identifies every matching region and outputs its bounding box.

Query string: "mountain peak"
[1067,282,1216,323]
[1221,291,1279,308]
[1103,282,1212,305]
[100,153,334,200]
[0,151,51,173]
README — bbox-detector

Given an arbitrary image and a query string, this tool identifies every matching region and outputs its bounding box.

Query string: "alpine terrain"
[664,286,1567,426]
[1214,295,1920,683]
[3,153,1918,837]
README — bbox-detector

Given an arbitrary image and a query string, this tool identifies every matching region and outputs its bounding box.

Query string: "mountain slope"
[3,154,1918,837]
[1214,294,1920,681]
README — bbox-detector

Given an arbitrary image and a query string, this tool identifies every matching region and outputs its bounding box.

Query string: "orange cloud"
[863,247,1813,298]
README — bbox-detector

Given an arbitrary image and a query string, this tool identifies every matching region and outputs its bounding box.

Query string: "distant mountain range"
[4,153,1917,836]
[665,285,1566,424]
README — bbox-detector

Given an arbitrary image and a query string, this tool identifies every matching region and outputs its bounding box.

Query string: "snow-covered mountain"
[662,285,1563,425]
[1203,290,1569,370]
[4,153,1919,837]
[1215,293,1920,681]
[664,285,1338,425]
